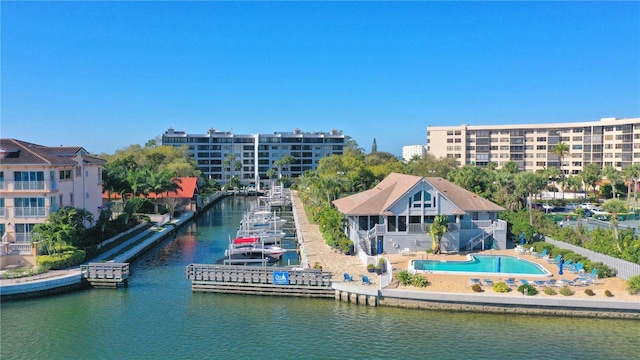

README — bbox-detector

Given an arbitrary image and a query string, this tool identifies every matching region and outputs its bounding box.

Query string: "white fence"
[545,237,640,280]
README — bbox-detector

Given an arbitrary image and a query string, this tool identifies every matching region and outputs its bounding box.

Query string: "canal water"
[1,196,639,359]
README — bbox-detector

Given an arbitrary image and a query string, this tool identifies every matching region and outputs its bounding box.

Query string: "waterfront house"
[332,173,507,256]
[0,139,106,269]
[102,176,200,213]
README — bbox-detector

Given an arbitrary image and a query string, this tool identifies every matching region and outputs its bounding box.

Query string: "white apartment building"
[427,117,640,173]
[402,145,427,162]
[0,139,105,262]
[156,127,345,189]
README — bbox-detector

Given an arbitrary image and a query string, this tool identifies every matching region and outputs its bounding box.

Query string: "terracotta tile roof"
[333,172,505,215]
[0,138,78,166]
[102,177,199,200]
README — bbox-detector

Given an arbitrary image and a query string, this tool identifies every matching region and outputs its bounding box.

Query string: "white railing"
[14,207,49,218]
[14,234,32,243]
[408,224,426,233]
[13,181,46,190]
[465,223,495,251]
[7,243,32,255]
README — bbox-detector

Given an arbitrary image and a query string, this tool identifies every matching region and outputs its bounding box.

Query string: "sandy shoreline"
[292,192,637,301]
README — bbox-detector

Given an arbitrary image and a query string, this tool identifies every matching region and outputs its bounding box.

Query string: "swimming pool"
[409,255,551,276]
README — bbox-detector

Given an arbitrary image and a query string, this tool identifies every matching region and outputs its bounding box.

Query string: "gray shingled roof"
[333,172,505,215]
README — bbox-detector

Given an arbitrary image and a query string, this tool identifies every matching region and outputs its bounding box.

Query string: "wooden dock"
[186,264,334,297]
[81,262,129,288]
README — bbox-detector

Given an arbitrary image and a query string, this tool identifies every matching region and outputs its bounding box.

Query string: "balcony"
[14,207,49,218]
[3,180,58,192]
[14,181,45,191]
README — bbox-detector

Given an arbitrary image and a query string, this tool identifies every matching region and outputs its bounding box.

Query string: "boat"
[215,253,279,265]
[224,237,287,259]
[240,210,286,230]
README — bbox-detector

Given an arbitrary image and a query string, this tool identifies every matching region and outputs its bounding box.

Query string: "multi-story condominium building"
[0,139,105,261]
[402,145,427,162]
[156,127,345,188]
[427,117,640,174]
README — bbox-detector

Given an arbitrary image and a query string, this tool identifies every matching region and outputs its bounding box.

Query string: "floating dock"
[186,264,334,297]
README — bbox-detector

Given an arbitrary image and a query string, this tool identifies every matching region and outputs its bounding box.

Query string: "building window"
[59,170,71,180]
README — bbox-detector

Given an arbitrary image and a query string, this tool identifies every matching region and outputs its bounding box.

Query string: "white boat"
[240,211,286,230]
[235,229,286,245]
[224,236,287,258]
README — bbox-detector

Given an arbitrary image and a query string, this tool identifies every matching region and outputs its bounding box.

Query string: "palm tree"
[515,172,546,225]
[148,170,182,213]
[580,163,602,198]
[430,215,448,255]
[550,142,570,199]
[622,164,640,211]
[600,199,628,252]
[602,165,622,199]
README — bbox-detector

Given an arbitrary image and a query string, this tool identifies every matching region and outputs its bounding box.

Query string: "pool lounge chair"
[546,255,562,264]
[361,275,373,285]
[343,273,354,282]
[534,249,547,259]
[470,278,482,286]
[570,262,583,274]
[578,268,598,284]
[533,280,547,287]
[561,259,573,268]
[483,279,494,286]
[547,279,558,287]
[559,279,575,287]
[519,279,531,286]
[505,278,517,287]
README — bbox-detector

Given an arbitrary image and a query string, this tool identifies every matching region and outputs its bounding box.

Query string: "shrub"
[604,290,613,297]
[584,288,595,296]
[588,262,617,278]
[395,270,412,286]
[411,275,430,287]
[471,284,482,292]
[37,249,86,270]
[127,197,155,214]
[559,286,574,296]
[627,274,640,295]
[517,284,537,296]
[544,287,557,295]
[493,281,510,293]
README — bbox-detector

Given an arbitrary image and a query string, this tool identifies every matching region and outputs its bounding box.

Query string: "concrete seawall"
[0,212,196,301]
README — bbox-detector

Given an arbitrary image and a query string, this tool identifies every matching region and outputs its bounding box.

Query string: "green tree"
[622,164,640,211]
[601,199,628,252]
[515,171,546,225]
[371,138,378,153]
[147,170,182,213]
[31,207,94,255]
[580,163,602,197]
[448,165,492,199]
[274,155,296,181]
[550,142,570,199]
[430,215,448,255]
[603,165,622,199]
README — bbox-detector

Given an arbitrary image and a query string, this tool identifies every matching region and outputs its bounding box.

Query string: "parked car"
[542,204,555,212]
[565,203,579,211]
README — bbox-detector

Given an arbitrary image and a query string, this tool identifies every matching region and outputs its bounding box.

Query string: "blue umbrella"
[521,232,525,246]
[559,258,564,275]
[497,257,501,273]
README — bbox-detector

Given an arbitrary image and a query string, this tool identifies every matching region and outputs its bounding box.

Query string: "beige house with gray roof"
[333,173,507,256]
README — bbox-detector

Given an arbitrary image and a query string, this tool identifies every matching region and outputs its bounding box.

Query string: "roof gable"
[333,172,505,215]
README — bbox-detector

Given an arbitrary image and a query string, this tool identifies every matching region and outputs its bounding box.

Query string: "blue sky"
[2,1,639,156]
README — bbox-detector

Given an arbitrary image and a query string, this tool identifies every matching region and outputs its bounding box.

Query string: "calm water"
[411,255,549,275]
[1,197,639,359]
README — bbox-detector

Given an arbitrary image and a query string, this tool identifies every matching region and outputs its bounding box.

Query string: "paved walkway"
[292,193,369,281]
